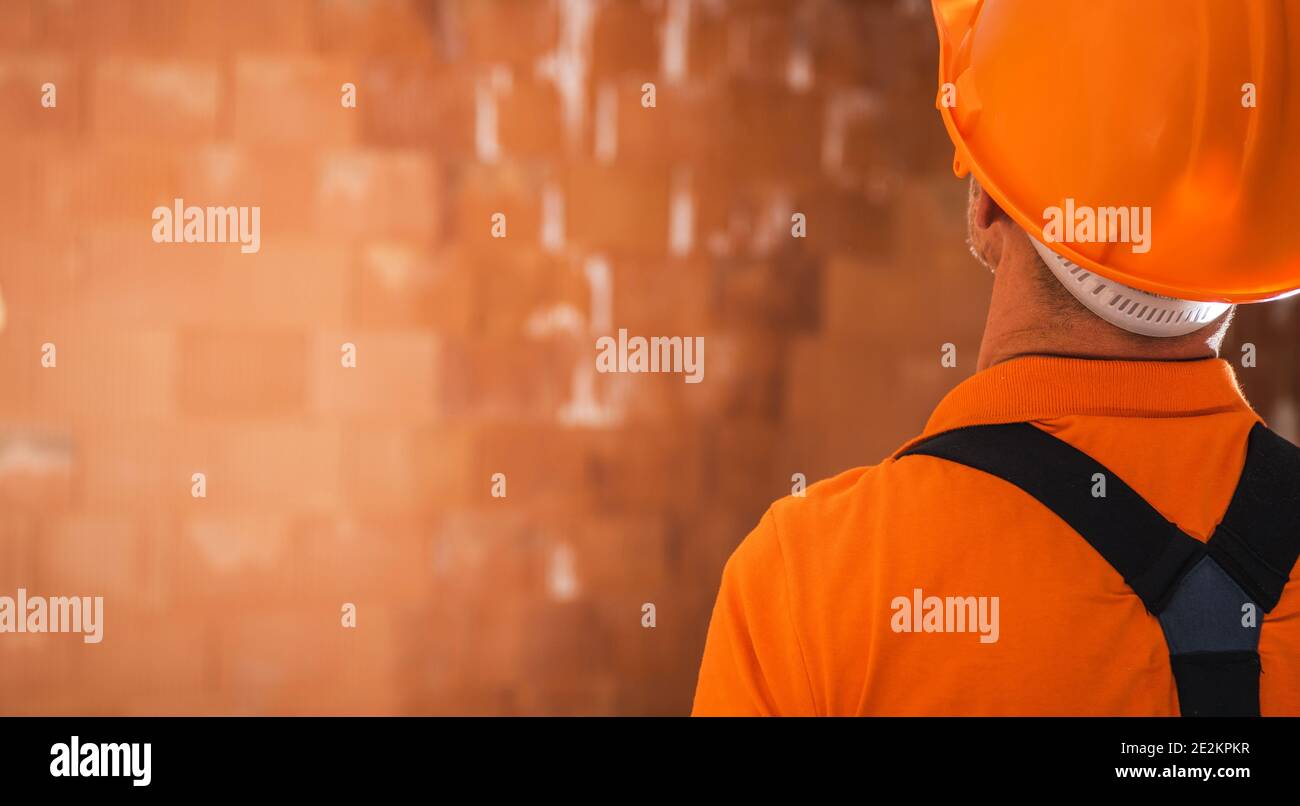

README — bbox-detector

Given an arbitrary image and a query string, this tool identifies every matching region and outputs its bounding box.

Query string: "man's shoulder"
[746,448,963,566]
[750,461,893,561]
[768,463,881,525]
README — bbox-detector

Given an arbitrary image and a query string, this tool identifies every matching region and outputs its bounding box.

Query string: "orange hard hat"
[932,0,1300,304]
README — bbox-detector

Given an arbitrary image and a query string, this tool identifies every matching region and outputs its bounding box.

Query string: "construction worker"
[693,0,1300,716]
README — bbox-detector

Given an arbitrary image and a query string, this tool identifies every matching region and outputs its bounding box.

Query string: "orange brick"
[38,514,144,600]
[0,323,46,421]
[470,425,593,506]
[0,512,39,591]
[73,424,173,515]
[802,184,894,253]
[614,81,728,165]
[32,328,177,423]
[429,509,542,600]
[0,55,81,140]
[0,142,53,236]
[563,162,670,254]
[721,82,823,181]
[0,428,74,514]
[182,513,293,577]
[572,513,674,599]
[593,0,659,77]
[453,162,544,253]
[823,255,908,337]
[583,426,707,513]
[74,231,350,329]
[0,0,38,48]
[178,144,320,236]
[281,516,436,606]
[80,615,214,716]
[342,426,472,517]
[181,0,314,56]
[497,78,565,158]
[706,417,783,506]
[727,11,795,83]
[233,56,358,144]
[0,235,77,325]
[45,142,186,226]
[316,149,439,242]
[313,0,440,57]
[156,514,291,612]
[438,337,570,421]
[359,58,474,154]
[91,59,219,141]
[511,601,618,714]
[456,0,558,69]
[168,424,342,511]
[608,258,710,334]
[659,330,782,420]
[710,251,821,330]
[686,1,731,81]
[472,248,575,339]
[176,330,308,420]
[812,2,886,85]
[39,0,186,53]
[309,331,438,421]
[353,242,475,333]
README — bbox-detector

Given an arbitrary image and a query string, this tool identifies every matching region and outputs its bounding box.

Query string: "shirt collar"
[894,356,1258,457]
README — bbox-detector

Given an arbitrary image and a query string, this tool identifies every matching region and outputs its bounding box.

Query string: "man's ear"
[971,180,1004,230]
[967,178,1010,269]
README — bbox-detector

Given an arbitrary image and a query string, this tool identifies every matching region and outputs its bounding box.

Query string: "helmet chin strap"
[1028,236,1232,338]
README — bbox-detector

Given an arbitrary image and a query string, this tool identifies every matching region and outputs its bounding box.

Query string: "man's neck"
[977,327,1221,371]
[975,263,1226,372]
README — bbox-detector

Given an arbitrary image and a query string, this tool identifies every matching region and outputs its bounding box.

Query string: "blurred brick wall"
[0,0,1294,715]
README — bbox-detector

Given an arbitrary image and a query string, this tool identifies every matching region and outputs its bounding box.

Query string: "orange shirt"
[692,356,1300,715]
